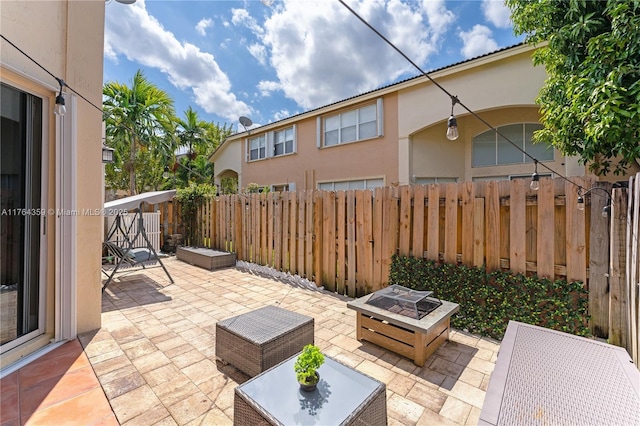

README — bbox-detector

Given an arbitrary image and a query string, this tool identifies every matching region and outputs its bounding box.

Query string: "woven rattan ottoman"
[215,305,314,377]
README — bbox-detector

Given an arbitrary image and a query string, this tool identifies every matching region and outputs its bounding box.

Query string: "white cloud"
[252,0,454,109]
[195,18,213,36]
[104,0,250,121]
[257,80,281,97]
[231,8,264,36]
[272,109,291,121]
[459,24,498,59]
[248,43,267,66]
[482,0,512,29]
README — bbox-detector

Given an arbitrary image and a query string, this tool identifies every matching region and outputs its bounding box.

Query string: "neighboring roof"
[104,190,177,212]
[209,42,531,161]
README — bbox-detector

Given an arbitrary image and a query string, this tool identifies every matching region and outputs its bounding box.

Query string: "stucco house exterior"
[211,43,587,192]
[1,1,105,369]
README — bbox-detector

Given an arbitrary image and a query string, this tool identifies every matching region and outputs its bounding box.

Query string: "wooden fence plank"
[473,198,485,268]
[274,194,283,270]
[381,186,398,286]
[609,187,628,348]
[461,182,474,265]
[347,190,357,297]
[444,183,458,264]
[363,190,374,293]
[336,191,346,294]
[626,174,639,365]
[427,184,440,261]
[305,191,314,279]
[412,184,425,259]
[485,181,500,271]
[356,190,366,296]
[399,185,412,257]
[372,187,384,291]
[297,191,306,277]
[509,178,527,274]
[589,182,613,338]
[289,192,298,275]
[322,191,336,291]
[313,191,323,285]
[566,180,587,283]
[537,178,555,278]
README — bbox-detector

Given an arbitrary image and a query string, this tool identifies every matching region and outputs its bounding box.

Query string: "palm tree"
[103,70,176,195]
[175,106,213,182]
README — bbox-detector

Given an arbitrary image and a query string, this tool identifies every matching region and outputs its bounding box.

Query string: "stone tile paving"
[81,257,500,425]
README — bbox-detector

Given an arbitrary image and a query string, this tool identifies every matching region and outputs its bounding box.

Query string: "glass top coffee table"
[234,354,387,425]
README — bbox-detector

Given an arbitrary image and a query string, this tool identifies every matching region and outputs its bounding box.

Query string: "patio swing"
[101,190,176,293]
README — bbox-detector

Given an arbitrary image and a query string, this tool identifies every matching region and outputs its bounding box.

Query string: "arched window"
[472,123,553,167]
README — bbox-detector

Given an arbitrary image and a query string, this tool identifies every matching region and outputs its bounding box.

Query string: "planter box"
[176,246,235,270]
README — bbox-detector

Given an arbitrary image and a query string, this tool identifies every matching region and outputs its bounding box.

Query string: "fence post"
[590,182,613,338]
[609,188,628,348]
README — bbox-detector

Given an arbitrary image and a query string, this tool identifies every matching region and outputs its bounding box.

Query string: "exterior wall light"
[102,145,115,163]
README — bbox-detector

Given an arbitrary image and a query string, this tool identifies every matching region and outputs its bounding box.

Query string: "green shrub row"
[388,254,591,340]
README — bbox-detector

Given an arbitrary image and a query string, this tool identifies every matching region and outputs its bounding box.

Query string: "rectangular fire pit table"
[234,354,387,425]
[216,305,314,377]
[347,289,459,366]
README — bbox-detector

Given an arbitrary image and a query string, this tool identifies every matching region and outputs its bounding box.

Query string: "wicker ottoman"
[215,305,314,377]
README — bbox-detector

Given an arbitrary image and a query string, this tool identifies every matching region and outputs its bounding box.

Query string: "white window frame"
[273,126,296,157]
[319,99,383,148]
[247,134,266,161]
[472,123,553,167]
[317,178,384,191]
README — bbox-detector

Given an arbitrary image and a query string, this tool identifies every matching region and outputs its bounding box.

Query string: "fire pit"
[347,285,459,366]
[365,285,442,320]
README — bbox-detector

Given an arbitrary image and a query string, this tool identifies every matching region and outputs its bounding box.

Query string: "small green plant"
[294,344,325,384]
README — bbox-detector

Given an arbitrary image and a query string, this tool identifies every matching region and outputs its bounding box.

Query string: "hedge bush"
[388,254,590,340]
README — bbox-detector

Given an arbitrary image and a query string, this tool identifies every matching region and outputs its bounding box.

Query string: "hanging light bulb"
[163,166,170,179]
[54,78,66,116]
[601,205,611,218]
[530,161,539,191]
[446,96,459,141]
[577,192,585,211]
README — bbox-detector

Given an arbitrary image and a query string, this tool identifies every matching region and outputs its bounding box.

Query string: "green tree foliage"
[168,107,233,188]
[506,0,640,175]
[103,70,176,194]
[175,183,217,244]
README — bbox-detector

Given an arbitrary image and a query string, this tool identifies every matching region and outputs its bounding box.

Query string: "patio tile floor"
[3,257,500,425]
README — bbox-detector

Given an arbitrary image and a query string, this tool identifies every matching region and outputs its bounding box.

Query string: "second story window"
[246,125,297,162]
[249,135,266,161]
[320,99,383,147]
[472,123,552,167]
[274,127,294,156]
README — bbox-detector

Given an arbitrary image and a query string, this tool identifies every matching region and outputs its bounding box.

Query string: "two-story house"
[210,43,588,193]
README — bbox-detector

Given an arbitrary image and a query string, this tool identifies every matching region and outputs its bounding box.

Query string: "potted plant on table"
[294,344,325,392]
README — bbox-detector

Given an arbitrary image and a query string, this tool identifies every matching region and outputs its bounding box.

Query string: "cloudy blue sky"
[104,0,522,131]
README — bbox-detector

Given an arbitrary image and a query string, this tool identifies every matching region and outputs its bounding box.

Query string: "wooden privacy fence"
[192,175,602,291]
[168,173,639,362]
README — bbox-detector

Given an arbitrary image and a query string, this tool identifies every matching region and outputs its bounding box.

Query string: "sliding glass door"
[1,83,44,349]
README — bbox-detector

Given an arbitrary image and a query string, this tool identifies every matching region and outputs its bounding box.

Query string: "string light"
[1,28,616,210]
[54,77,66,116]
[446,96,459,141]
[334,0,593,196]
[530,161,540,191]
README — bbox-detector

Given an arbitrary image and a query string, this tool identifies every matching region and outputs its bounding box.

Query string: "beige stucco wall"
[1,1,105,360]
[411,107,567,182]
[239,95,400,190]
[398,44,549,184]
